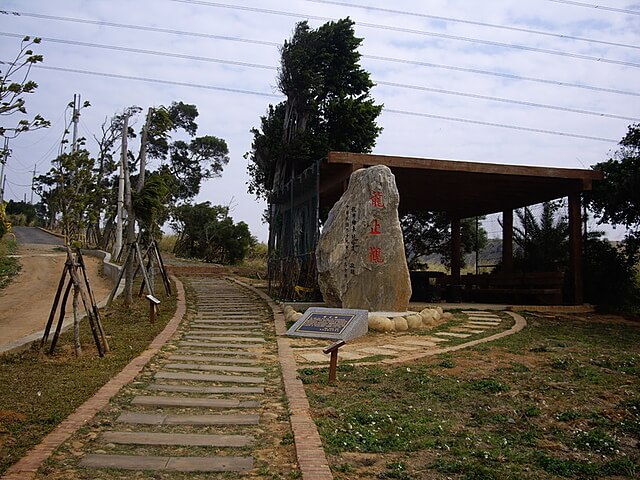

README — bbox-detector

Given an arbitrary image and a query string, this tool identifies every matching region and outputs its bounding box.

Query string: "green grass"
[0,281,177,475]
[0,236,20,289]
[303,312,640,479]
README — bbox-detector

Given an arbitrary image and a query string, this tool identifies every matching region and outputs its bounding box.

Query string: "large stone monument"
[316,165,412,311]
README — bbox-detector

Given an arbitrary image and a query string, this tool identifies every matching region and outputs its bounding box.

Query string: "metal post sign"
[286,307,368,341]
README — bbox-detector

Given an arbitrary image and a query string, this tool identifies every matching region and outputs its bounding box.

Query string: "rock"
[394,317,409,331]
[436,306,444,316]
[316,165,412,311]
[420,309,436,324]
[368,315,393,332]
[405,314,423,330]
[292,312,303,321]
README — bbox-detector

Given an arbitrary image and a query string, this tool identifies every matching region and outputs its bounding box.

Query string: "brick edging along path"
[1,276,187,480]
[229,278,334,480]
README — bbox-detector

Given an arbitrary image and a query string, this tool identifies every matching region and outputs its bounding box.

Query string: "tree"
[401,212,487,269]
[511,201,569,272]
[588,123,640,258]
[172,202,256,265]
[1,36,49,139]
[246,18,382,199]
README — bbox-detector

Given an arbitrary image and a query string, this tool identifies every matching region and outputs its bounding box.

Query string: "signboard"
[286,307,368,341]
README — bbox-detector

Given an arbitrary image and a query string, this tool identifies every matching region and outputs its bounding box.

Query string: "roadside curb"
[230,277,333,480]
[1,276,186,480]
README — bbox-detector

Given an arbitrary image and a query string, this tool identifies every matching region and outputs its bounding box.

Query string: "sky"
[1,0,639,242]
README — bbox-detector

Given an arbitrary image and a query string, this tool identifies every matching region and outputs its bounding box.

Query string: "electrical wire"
[2,32,636,122]
[5,11,638,97]
[545,0,640,16]
[25,62,619,144]
[167,0,640,68]
[304,0,640,50]
[382,108,617,143]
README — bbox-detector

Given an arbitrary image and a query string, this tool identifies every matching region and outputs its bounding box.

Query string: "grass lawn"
[0,281,177,475]
[302,312,640,479]
[0,237,20,290]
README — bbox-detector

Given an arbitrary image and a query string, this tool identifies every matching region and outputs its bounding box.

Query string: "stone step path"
[78,277,280,475]
[294,310,509,364]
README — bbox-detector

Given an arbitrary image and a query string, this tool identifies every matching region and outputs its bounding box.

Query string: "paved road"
[11,226,63,245]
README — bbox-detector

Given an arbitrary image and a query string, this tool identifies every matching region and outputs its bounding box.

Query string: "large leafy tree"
[588,123,640,258]
[171,202,255,265]
[246,18,382,199]
[401,212,487,270]
[0,36,50,139]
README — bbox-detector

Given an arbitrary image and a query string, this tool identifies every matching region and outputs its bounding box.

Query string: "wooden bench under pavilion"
[317,151,603,305]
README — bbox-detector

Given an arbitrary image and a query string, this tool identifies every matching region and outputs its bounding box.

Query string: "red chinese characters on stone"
[370,218,381,235]
[369,246,384,264]
[369,191,384,208]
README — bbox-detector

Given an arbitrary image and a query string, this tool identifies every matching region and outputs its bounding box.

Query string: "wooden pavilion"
[267,151,602,304]
[319,151,603,305]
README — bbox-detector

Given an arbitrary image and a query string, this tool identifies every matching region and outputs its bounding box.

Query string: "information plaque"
[286,307,368,341]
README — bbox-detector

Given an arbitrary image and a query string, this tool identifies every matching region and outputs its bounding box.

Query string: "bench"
[436,271,565,305]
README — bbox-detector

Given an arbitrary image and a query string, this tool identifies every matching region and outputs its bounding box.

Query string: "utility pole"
[71,94,81,153]
[30,164,37,204]
[114,113,128,258]
[0,138,9,203]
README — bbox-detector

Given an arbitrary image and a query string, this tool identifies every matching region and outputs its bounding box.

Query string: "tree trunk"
[72,277,81,356]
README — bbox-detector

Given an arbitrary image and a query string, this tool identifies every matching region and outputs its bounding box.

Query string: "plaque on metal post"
[286,307,368,341]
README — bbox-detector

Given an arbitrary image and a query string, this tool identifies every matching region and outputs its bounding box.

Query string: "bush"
[584,236,640,313]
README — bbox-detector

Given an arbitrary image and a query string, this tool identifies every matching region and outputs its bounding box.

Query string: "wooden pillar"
[568,193,584,305]
[451,218,461,284]
[502,209,514,273]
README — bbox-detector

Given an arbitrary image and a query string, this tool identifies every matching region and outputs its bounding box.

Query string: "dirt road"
[0,229,113,351]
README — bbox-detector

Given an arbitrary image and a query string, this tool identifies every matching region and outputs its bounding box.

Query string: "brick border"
[230,278,333,480]
[1,276,187,480]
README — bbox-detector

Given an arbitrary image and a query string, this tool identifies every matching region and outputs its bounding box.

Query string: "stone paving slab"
[190,327,261,333]
[168,354,257,364]
[357,346,400,355]
[131,395,259,409]
[298,353,329,363]
[194,319,261,324]
[412,335,449,343]
[174,348,259,357]
[468,316,501,321]
[338,351,367,360]
[400,339,438,347]
[156,371,265,384]
[80,454,253,472]
[117,412,260,425]
[182,335,265,343]
[467,321,501,326]
[101,431,253,447]
[149,384,265,394]
[450,327,486,334]
[178,341,264,349]
[164,362,265,373]
[435,332,472,338]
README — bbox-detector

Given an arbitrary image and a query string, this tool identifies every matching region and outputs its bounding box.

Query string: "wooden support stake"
[135,242,154,297]
[322,340,346,384]
[152,240,172,295]
[49,278,73,355]
[41,263,69,350]
[76,249,109,353]
[106,244,132,307]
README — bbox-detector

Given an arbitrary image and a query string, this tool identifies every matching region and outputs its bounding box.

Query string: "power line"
[545,0,640,16]
[376,81,639,122]
[5,11,638,97]
[383,108,617,143]
[25,62,618,144]
[167,0,640,68]
[4,32,635,122]
[305,0,640,50]
[3,10,280,46]
[364,54,639,97]
[0,32,276,71]
[31,63,281,98]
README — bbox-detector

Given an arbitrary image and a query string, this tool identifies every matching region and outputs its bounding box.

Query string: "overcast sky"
[1,0,639,241]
